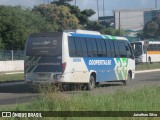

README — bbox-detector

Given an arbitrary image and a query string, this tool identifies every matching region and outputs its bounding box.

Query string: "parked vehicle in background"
[24,30,135,90]
[130,41,160,64]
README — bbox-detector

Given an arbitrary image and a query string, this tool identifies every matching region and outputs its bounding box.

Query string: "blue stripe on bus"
[70,33,103,39]
[83,58,117,82]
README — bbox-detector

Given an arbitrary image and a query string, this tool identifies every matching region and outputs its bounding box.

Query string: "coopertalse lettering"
[89,60,111,65]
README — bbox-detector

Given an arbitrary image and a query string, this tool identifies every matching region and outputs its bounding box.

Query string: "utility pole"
[155,0,157,10]
[119,12,121,33]
[97,0,100,21]
[75,0,77,6]
[103,0,105,16]
[44,0,51,4]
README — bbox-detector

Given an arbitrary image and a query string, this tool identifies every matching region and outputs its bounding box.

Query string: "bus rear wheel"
[122,72,131,86]
[86,75,95,90]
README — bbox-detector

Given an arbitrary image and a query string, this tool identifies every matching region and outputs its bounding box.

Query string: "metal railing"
[0,50,24,61]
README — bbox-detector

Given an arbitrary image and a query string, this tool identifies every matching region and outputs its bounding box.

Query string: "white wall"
[114,9,153,30]
[0,60,24,72]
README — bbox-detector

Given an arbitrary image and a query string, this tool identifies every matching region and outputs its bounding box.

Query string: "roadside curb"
[135,69,160,73]
[0,80,23,84]
[0,81,25,87]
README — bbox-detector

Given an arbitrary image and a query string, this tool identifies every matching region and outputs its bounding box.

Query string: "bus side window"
[91,39,98,57]
[149,44,152,51]
[86,38,93,57]
[150,44,154,51]
[154,44,158,51]
[101,39,107,57]
[105,40,111,57]
[75,37,83,57]
[80,38,88,57]
[68,37,77,57]
[96,39,103,57]
[158,44,160,51]
[118,41,126,57]
[113,41,120,57]
[109,41,115,57]
[125,41,132,58]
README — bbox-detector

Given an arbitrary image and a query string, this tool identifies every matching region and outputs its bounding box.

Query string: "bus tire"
[87,75,95,90]
[122,72,131,86]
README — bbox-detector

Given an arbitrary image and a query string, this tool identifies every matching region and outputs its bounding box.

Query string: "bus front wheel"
[87,75,95,90]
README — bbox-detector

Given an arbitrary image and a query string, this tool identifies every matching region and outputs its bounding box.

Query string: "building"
[144,10,160,25]
[113,8,154,31]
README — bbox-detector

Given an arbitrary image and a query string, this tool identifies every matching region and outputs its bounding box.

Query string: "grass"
[1,85,160,120]
[136,62,160,71]
[0,73,24,83]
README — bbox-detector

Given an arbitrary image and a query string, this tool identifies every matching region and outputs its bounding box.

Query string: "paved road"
[0,71,160,106]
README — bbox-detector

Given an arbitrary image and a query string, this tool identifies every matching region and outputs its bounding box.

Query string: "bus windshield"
[26,33,62,56]
[131,42,143,56]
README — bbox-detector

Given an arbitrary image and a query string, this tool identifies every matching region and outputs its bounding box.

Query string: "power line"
[43,0,51,4]
[103,0,105,16]
[75,0,77,6]
[97,0,100,21]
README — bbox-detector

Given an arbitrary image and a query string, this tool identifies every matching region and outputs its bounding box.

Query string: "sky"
[0,0,159,20]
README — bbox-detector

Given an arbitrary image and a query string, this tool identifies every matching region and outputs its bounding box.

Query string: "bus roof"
[103,35,128,41]
[64,29,101,35]
[65,29,128,41]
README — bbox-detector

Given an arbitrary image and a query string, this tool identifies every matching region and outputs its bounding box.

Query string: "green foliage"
[80,9,96,25]
[86,21,125,36]
[69,6,96,25]
[51,2,96,26]
[33,4,80,31]
[0,5,52,50]
[51,0,73,6]
[0,73,24,82]
[101,28,125,36]
[85,21,105,31]
[0,38,5,50]
[2,86,160,113]
[143,15,160,38]
[0,3,125,50]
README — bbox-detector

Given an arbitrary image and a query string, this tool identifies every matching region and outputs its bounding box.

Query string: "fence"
[0,50,24,61]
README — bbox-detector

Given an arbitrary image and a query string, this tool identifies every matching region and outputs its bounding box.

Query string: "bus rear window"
[26,33,62,56]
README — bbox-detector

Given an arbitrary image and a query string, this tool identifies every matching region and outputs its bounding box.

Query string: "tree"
[33,4,80,31]
[86,21,105,31]
[66,5,95,25]
[80,9,96,25]
[51,2,96,26]
[100,28,125,36]
[51,0,73,5]
[0,38,5,50]
[0,5,52,50]
[143,14,160,38]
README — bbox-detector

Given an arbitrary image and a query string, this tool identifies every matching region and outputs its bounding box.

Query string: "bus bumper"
[25,75,65,84]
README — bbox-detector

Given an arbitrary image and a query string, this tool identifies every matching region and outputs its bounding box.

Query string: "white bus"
[130,41,160,64]
[24,30,135,90]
